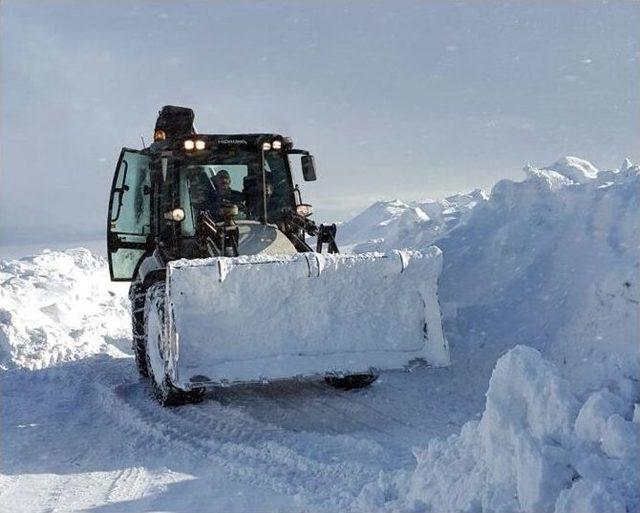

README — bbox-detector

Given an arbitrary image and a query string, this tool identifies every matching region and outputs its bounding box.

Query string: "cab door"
[107,149,152,281]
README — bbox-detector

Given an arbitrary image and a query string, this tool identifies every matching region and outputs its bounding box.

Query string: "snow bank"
[343,157,639,397]
[0,249,130,370]
[437,158,639,398]
[356,346,638,513]
[404,346,638,513]
[348,158,639,512]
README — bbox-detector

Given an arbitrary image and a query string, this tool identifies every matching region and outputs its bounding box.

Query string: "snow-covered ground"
[1,157,638,512]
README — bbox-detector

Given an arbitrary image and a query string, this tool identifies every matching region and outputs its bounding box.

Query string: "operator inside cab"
[186,168,246,222]
[212,169,243,210]
[184,161,281,225]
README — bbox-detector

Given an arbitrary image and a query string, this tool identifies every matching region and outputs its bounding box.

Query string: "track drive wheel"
[325,373,378,390]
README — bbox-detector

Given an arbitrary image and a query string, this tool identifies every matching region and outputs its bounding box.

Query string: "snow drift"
[398,346,639,513]
[0,248,130,370]
[352,157,640,513]
[437,156,639,398]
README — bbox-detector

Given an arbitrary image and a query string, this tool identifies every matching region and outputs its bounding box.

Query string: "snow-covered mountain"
[337,189,488,253]
[1,157,637,513]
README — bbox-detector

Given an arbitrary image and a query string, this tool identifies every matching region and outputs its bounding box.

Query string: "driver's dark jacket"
[214,189,244,206]
[188,173,243,218]
[212,188,243,212]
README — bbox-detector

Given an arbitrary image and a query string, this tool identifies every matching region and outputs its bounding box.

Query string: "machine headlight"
[296,203,313,217]
[272,140,282,150]
[164,208,185,222]
[261,142,272,151]
[184,140,195,150]
[195,140,206,150]
[154,129,166,141]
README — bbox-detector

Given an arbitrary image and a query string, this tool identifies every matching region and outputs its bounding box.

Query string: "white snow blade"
[165,247,449,388]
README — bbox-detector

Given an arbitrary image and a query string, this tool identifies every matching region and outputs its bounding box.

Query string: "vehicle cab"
[107,106,318,283]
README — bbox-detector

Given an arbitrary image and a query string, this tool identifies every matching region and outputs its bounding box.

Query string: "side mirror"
[301,155,317,182]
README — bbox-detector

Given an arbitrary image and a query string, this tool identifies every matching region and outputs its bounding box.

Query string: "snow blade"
[165,248,449,388]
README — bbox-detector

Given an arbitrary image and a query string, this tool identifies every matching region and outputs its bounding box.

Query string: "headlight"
[195,140,206,150]
[262,142,272,151]
[154,129,166,141]
[184,140,195,150]
[163,208,185,222]
[272,140,282,150]
[296,203,313,217]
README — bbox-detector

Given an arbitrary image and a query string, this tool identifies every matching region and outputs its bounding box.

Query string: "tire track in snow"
[179,386,392,474]
[308,380,425,433]
[259,383,369,437]
[249,379,399,442]
[95,376,377,509]
[48,475,73,513]
[106,466,147,505]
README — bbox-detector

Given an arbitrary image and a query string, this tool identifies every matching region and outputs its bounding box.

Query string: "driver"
[213,169,243,207]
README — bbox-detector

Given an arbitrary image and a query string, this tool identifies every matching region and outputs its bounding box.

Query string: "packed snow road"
[1,344,483,512]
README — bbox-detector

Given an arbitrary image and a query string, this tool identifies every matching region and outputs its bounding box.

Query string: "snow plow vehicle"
[107,106,449,405]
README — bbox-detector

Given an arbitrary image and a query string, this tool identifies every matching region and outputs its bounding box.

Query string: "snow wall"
[350,157,639,513]
[0,249,130,371]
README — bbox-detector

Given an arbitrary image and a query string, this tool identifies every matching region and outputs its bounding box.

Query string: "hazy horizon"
[2,1,639,245]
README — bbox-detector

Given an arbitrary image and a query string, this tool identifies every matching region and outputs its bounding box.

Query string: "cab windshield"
[178,148,294,236]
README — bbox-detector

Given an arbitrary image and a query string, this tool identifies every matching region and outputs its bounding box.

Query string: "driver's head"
[215,169,231,190]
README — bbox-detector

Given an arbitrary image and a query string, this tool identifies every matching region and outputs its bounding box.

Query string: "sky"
[1,0,639,244]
